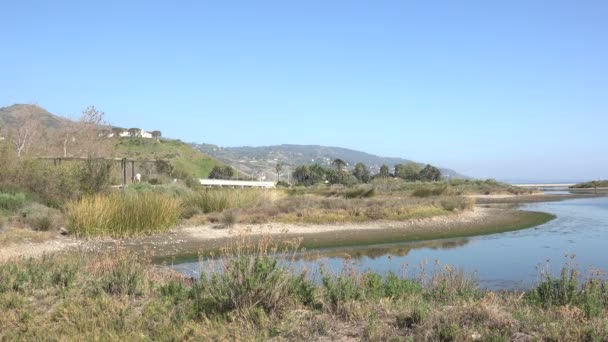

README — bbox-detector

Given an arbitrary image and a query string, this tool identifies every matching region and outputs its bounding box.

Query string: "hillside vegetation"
[113,138,222,179]
[571,180,608,189]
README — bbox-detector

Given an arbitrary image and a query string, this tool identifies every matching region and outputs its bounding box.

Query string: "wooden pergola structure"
[37,156,169,188]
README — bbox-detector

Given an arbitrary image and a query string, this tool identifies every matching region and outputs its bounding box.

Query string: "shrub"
[0,192,26,211]
[221,210,238,227]
[191,237,307,318]
[66,192,183,237]
[19,203,62,231]
[526,266,579,307]
[343,187,375,199]
[412,184,448,197]
[438,196,475,211]
[77,158,112,195]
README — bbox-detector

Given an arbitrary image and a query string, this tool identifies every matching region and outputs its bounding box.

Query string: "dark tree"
[379,164,390,178]
[128,128,141,137]
[353,163,371,183]
[419,164,442,182]
[209,165,235,179]
[151,130,162,138]
[293,165,312,185]
[332,158,346,171]
[395,162,422,181]
[275,162,283,182]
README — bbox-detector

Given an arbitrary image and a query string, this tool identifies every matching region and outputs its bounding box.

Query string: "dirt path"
[0,237,84,262]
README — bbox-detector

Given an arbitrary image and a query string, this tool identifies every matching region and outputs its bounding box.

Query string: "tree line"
[291,159,441,186]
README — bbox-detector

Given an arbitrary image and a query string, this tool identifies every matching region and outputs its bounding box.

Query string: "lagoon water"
[171,196,608,290]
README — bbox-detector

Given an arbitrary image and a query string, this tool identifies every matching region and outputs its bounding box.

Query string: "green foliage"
[100,256,147,296]
[1,251,608,340]
[208,165,235,179]
[322,270,424,313]
[412,184,449,197]
[378,164,391,178]
[192,252,303,317]
[77,158,112,195]
[0,159,81,207]
[420,164,442,182]
[526,264,608,318]
[394,162,422,181]
[66,192,183,237]
[527,266,579,307]
[0,192,26,211]
[353,163,371,183]
[114,137,222,179]
[292,164,353,186]
[343,186,375,199]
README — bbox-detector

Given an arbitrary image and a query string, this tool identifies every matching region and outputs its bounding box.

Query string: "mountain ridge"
[193,143,466,181]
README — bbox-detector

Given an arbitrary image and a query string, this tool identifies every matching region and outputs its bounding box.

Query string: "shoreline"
[0,206,553,262]
[2,192,588,262]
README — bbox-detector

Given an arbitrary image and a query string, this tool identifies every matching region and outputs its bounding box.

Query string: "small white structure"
[119,131,131,137]
[199,179,276,188]
[140,131,153,138]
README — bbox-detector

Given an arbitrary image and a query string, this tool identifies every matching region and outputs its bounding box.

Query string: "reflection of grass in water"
[153,210,555,264]
[297,210,556,250]
[300,238,471,261]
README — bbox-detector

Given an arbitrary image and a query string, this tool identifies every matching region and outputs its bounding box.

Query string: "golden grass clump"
[66,192,183,237]
[185,188,283,214]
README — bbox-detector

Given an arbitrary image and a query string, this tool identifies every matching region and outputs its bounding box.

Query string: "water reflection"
[169,196,608,290]
[296,238,470,261]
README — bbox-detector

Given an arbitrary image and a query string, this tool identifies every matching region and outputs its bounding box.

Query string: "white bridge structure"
[199,179,276,188]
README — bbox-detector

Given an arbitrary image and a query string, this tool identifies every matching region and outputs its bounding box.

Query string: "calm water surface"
[171,196,608,290]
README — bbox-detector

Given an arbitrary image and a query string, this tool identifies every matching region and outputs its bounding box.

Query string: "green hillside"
[113,138,222,178]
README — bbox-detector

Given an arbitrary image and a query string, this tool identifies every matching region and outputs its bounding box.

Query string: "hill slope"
[113,138,223,178]
[1,104,223,179]
[193,143,465,181]
[0,104,71,130]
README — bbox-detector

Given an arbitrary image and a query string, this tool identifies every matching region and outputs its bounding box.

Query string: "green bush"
[193,254,297,317]
[526,266,579,307]
[0,192,26,211]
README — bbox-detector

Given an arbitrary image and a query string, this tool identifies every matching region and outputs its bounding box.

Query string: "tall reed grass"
[66,192,182,237]
[185,188,283,214]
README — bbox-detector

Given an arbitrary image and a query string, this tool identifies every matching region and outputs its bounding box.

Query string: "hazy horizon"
[2,1,607,181]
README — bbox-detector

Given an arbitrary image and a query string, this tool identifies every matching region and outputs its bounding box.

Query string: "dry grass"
[197,195,474,225]
[0,227,55,245]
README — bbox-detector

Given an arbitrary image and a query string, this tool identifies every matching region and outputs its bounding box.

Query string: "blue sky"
[1,1,607,181]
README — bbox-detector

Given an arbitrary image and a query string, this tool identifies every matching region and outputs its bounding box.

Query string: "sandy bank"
[0,207,555,262]
[0,238,83,263]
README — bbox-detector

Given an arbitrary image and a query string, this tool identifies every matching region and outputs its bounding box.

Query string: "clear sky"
[1,1,607,181]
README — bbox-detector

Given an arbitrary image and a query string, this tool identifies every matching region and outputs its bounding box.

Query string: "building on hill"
[108,129,155,138]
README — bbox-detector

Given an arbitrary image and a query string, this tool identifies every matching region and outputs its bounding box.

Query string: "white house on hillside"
[108,128,157,139]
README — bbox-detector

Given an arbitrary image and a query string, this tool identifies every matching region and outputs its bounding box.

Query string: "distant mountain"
[193,143,466,181]
[0,104,71,130]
